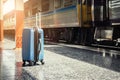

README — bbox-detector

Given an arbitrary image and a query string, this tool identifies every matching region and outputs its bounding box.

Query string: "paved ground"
[43,44,120,80]
[0,38,120,80]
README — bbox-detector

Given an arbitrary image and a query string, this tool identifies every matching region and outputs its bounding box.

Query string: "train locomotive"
[4,0,120,48]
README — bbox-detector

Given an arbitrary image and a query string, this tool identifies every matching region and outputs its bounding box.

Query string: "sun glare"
[3,0,28,15]
[24,0,28,3]
[3,0,15,15]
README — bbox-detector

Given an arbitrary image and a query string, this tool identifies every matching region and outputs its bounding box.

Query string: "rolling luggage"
[22,27,44,66]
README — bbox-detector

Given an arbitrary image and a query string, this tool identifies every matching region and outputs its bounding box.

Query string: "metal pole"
[0,0,3,41]
[36,13,38,27]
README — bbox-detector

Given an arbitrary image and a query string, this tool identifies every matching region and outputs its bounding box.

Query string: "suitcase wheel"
[34,62,37,65]
[29,61,34,66]
[22,60,26,66]
[40,59,45,65]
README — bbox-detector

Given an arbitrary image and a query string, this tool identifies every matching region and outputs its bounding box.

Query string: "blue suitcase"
[22,28,44,66]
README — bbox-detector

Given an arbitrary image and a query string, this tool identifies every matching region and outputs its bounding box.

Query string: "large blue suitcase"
[22,28,44,66]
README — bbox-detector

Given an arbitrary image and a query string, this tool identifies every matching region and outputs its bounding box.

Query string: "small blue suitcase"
[22,28,44,66]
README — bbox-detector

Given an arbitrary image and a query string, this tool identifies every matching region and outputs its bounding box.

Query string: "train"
[24,0,93,45]
[4,0,120,48]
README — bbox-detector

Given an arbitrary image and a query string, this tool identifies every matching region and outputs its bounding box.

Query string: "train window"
[25,9,30,17]
[49,0,54,11]
[63,0,76,7]
[73,0,77,5]
[41,0,50,12]
[32,8,38,15]
[109,0,120,20]
[54,0,62,9]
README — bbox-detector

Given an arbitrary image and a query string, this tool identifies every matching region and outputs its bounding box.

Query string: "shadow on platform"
[45,46,120,72]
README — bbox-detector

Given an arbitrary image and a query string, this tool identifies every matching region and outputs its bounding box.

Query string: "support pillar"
[15,0,24,48]
[0,0,3,41]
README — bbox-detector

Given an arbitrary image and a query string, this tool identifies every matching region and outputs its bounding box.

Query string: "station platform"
[0,39,23,80]
[0,38,120,80]
[0,38,45,80]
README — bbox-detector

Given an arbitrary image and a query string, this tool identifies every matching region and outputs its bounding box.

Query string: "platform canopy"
[0,0,25,48]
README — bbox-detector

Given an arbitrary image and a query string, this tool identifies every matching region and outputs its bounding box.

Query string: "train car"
[39,0,93,45]
[24,0,120,48]
[24,0,93,45]
[92,0,120,48]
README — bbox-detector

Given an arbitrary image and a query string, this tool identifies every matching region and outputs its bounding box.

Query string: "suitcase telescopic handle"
[36,12,41,28]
